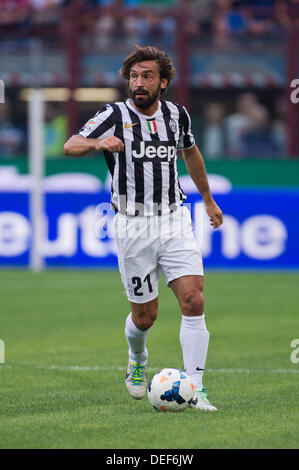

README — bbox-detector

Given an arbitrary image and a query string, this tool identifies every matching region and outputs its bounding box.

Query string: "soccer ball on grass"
[147,368,194,412]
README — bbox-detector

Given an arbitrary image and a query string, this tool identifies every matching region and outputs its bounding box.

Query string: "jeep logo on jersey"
[132,141,176,162]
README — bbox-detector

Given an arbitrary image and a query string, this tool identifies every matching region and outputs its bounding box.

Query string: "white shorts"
[114,205,204,304]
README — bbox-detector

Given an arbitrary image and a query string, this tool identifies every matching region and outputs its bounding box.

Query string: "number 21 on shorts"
[132,274,153,297]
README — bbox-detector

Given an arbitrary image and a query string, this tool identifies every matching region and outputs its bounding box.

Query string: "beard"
[128,84,161,110]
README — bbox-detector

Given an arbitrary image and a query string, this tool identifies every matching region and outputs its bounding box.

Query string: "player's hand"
[96,136,124,153]
[205,200,223,229]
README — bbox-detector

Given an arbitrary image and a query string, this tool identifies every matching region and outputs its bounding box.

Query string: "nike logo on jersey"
[124,122,139,128]
[132,141,176,162]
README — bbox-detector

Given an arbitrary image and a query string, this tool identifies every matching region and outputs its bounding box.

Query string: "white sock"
[179,314,210,390]
[125,312,150,364]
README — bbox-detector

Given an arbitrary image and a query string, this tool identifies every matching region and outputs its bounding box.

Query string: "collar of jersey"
[125,99,162,119]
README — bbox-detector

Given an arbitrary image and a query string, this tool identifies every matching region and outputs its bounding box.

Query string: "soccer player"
[64,46,223,411]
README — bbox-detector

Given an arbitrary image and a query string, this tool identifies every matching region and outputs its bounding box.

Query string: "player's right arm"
[64,103,124,157]
[63,135,124,157]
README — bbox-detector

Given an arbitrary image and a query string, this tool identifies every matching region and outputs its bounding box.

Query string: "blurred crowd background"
[0,0,296,36]
[0,0,298,160]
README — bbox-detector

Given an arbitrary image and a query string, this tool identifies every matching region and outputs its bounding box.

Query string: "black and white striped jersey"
[78,98,195,216]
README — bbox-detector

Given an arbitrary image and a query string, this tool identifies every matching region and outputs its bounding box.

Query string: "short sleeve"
[177,106,195,150]
[77,104,116,139]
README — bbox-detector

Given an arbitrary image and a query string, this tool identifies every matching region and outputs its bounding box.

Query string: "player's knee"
[181,289,204,316]
[133,307,157,331]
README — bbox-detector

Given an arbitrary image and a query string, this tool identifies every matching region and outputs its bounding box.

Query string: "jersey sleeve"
[77,104,116,139]
[177,106,195,150]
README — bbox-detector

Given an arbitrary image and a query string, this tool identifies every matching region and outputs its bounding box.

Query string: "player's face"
[128,61,168,110]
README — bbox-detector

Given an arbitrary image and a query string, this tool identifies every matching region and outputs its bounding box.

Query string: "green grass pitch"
[0,270,298,449]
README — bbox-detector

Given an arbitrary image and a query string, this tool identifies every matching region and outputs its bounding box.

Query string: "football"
[147,368,194,412]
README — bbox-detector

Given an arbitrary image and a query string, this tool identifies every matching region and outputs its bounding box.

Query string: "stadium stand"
[0,0,298,159]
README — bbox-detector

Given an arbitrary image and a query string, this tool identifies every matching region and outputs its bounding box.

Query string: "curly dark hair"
[119,45,176,95]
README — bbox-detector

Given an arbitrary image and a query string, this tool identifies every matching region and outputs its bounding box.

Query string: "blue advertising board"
[0,188,298,269]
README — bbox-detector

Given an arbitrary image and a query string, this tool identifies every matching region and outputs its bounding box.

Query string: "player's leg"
[170,275,208,387]
[114,213,161,399]
[160,207,217,410]
[125,298,158,399]
[126,297,158,363]
[170,274,217,411]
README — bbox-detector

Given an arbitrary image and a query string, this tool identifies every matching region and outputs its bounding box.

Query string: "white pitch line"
[208,368,299,374]
[1,364,299,374]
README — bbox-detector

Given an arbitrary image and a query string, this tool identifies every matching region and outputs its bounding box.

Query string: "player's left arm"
[182,144,223,229]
